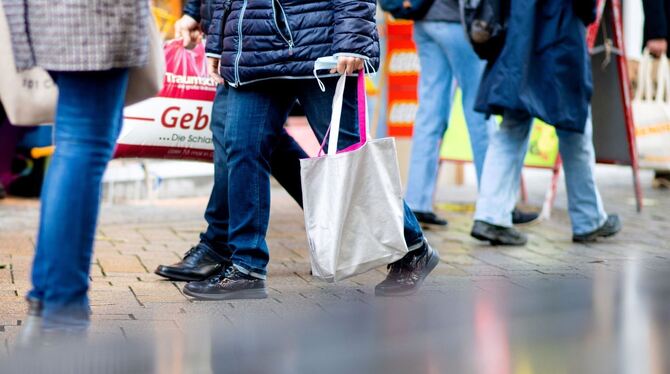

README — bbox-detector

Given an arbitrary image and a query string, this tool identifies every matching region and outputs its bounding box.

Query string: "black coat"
[642,0,670,49]
[475,0,592,133]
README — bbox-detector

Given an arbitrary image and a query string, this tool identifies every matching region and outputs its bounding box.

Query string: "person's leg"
[268,129,307,208]
[439,22,494,185]
[438,22,538,225]
[471,111,532,246]
[201,87,307,253]
[557,110,615,239]
[28,69,129,329]
[182,82,310,300]
[155,85,234,281]
[199,85,233,253]
[404,21,454,214]
[474,111,533,227]
[156,84,308,282]
[224,82,297,279]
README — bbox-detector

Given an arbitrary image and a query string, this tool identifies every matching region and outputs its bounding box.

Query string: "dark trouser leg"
[201,85,307,259]
[200,85,233,257]
[270,130,307,208]
[225,82,296,279]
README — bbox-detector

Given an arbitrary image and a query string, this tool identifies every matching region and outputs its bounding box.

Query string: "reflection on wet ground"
[3,262,669,374]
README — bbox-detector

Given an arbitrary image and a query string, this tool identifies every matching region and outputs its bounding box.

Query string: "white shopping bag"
[633,49,670,169]
[0,3,57,126]
[300,72,409,282]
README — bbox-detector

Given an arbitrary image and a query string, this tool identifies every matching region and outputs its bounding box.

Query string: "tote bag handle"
[654,54,670,104]
[635,49,655,102]
[318,71,370,157]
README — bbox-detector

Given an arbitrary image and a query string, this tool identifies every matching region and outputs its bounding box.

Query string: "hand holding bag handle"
[319,71,371,156]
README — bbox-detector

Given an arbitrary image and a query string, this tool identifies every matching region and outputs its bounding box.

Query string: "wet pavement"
[0,165,668,373]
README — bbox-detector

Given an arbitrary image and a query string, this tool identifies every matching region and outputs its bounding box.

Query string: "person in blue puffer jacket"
[177,0,439,300]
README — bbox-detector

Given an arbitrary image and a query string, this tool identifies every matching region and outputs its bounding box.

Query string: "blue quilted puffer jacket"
[205,0,380,86]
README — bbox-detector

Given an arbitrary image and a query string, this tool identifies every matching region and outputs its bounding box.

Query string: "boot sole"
[182,287,268,301]
[375,247,441,297]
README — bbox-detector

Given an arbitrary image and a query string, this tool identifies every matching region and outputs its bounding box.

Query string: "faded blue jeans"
[224,77,425,279]
[28,69,129,329]
[474,110,608,235]
[405,21,496,213]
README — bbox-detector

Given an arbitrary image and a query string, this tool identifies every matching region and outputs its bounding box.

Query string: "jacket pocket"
[271,0,295,51]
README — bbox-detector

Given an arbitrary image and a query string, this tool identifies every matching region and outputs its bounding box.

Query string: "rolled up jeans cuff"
[233,263,267,280]
[198,241,231,264]
[408,239,426,252]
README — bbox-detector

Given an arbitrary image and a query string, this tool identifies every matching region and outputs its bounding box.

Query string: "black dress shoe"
[413,211,448,226]
[375,241,440,297]
[183,266,268,300]
[573,214,622,243]
[512,208,540,225]
[155,244,228,282]
[471,220,527,246]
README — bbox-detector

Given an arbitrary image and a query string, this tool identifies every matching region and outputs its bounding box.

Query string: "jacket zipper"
[233,0,248,86]
[274,0,294,55]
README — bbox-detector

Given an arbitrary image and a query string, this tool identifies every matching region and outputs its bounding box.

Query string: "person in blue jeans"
[181,0,439,300]
[406,0,538,227]
[155,85,308,282]
[4,0,152,337]
[27,70,130,331]
[470,0,621,245]
[154,4,308,283]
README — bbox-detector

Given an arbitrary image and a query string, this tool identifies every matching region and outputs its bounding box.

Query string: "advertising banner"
[115,40,216,162]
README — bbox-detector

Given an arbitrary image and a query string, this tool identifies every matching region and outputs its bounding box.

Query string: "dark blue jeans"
[198,85,307,258]
[225,77,425,279]
[28,69,130,329]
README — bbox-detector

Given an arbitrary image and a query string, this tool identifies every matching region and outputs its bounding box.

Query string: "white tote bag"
[0,6,164,126]
[0,2,57,126]
[300,72,409,282]
[632,49,670,170]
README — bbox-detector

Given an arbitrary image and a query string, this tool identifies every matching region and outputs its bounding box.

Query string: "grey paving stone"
[0,167,668,348]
